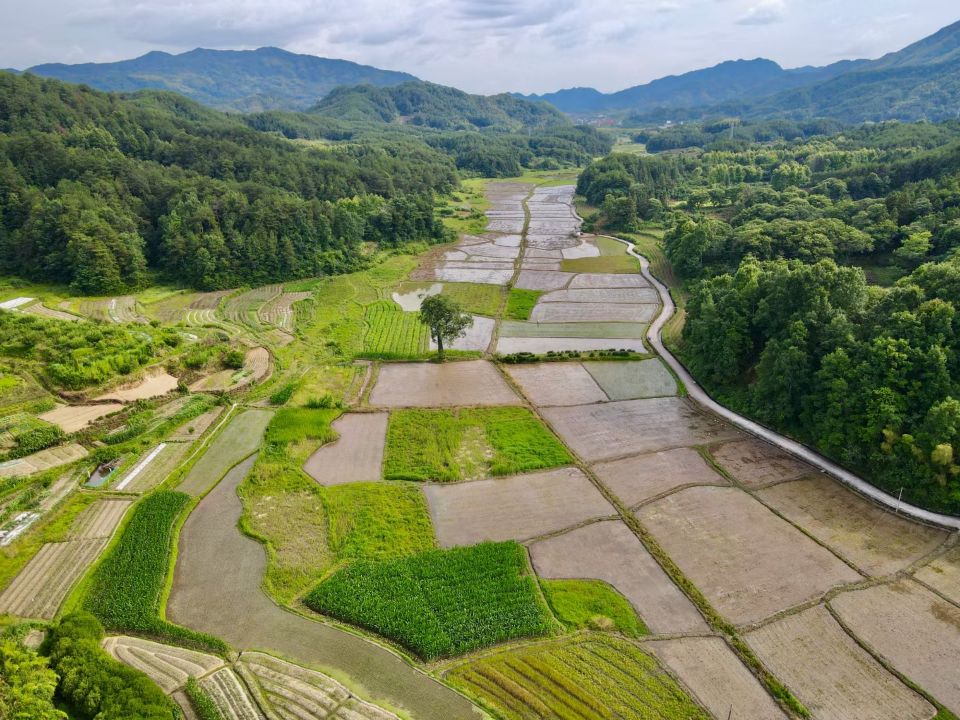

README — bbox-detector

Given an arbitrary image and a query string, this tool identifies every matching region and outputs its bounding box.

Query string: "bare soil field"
[177,409,273,496]
[168,406,224,441]
[69,499,132,539]
[22,303,80,322]
[526,235,580,251]
[747,605,934,720]
[429,315,494,352]
[423,467,614,547]
[709,438,813,487]
[115,441,192,493]
[592,447,727,507]
[496,337,648,355]
[103,635,225,694]
[168,456,481,719]
[498,321,647,339]
[190,290,233,310]
[463,243,520,260]
[303,413,388,486]
[647,637,787,720]
[524,248,562,259]
[635,486,862,625]
[583,359,677,400]
[758,476,947,576]
[0,443,87,479]
[569,273,652,289]
[369,360,520,407]
[504,363,607,406]
[914,545,960,603]
[831,580,960,715]
[224,285,282,330]
[560,239,600,259]
[0,538,106,618]
[519,259,561,271]
[540,288,660,304]
[542,398,742,463]
[78,296,145,324]
[95,369,179,403]
[259,291,313,331]
[202,667,265,720]
[434,267,514,285]
[39,403,124,432]
[529,302,658,324]
[530,520,707,633]
[485,219,526,234]
[238,652,400,720]
[514,270,574,290]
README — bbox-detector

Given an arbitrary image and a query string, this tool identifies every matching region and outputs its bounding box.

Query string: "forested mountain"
[529,19,960,124]
[311,81,568,131]
[22,47,417,112]
[578,120,960,513]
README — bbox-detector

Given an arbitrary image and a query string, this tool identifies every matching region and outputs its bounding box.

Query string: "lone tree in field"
[420,295,472,362]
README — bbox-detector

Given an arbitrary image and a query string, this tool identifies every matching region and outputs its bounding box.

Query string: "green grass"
[560,254,639,274]
[383,407,572,482]
[505,289,543,321]
[447,635,710,720]
[362,301,430,359]
[80,491,224,652]
[541,579,647,637]
[439,179,492,236]
[440,283,504,316]
[304,542,554,660]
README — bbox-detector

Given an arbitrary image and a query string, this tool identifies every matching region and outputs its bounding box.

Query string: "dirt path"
[168,456,481,720]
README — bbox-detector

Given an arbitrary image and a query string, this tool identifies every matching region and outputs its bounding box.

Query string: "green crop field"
[505,289,543,320]
[541,579,647,637]
[362,301,430,359]
[447,635,710,720]
[441,283,504,316]
[560,253,639,274]
[305,541,554,660]
[383,407,572,482]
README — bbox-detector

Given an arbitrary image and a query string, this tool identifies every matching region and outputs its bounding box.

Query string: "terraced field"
[363,301,430,358]
[103,635,225,693]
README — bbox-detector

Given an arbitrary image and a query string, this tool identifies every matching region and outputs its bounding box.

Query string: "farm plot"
[429,315,494,352]
[757,476,947,576]
[190,347,270,392]
[22,303,80,322]
[499,320,648,339]
[542,397,741,463]
[78,296,145,324]
[561,238,600,259]
[830,580,960,715]
[238,652,400,720]
[103,635,225,694]
[446,635,710,720]
[39,403,124,432]
[177,409,273,496]
[709,438,813,487]
[520,259,561,271]
[530,302,658,324]
[583,359,676,400]
[362,302,429,358]
[496,336,648,354]
[746,605,934,720]
[514,270,573,291]
[94,369,179,402]
[434,267,515,285]
[505,363,607,406]
[0,443,87,479]
[259,291,312,331]
[915,545,960,603]
[369,360,520,407]
[593,447,727,508]
[114,441,192,493]
[0,538,106,618]
[223,285,282,331]
[391,282,442,311]
[560,255,639,274]
[569,273,652,289]
[635,486,861,625]
[303,413,388,486]
[168,406,224,441]
[540,288,660,304]
[70,499,132,539]
[201,667,265,720]
[423,467,613,547]
[531,520,707,634]
[648,637,787,720]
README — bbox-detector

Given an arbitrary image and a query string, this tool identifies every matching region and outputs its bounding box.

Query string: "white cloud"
[737,0,786,26]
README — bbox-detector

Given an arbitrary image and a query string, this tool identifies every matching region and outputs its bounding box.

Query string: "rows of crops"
[305,541,554,660]
[363,301,430,359]
[448,636,710,720]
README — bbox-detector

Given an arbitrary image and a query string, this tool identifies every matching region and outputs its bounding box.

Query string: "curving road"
[605,234,960,532]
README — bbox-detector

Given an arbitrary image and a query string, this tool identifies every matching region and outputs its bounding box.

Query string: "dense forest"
[579,120,960,513]
[0,73,607,294]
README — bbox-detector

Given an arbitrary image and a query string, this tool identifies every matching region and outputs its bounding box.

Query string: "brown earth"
[504,363,608,407]
[709,438,813,487]
[303,413,388,486]
[39,403,124,433]
[914,545,960,604]
[369,361,521,408]
[592,447,728,508]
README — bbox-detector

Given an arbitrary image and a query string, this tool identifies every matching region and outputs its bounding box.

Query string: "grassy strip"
[440,283,504,317]
[560,254,639,274]
[79,491,225,653]
[185,677,225,720]
[504,289,542,321]
[362,301,429,360]
[383,407,572,482]
[305,541,554,661]
[540,579,647,637]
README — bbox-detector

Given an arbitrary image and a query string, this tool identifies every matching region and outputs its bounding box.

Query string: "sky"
[1,0,958,94]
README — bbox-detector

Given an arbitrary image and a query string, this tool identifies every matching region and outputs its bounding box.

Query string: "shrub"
[7,424,63,458]
[268,381,298,406]
[221,349,245,369]
[305,541,554,660]
[0,640,64,719]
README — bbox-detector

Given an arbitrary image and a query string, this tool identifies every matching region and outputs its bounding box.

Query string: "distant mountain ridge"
[23,47,418,112]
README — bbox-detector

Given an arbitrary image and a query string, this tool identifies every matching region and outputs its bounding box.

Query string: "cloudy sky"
[1,0,958,94]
